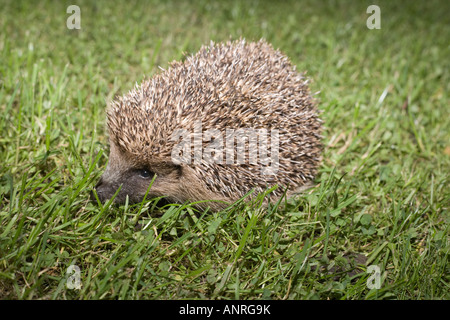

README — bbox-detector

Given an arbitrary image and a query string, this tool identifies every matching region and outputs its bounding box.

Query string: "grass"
[0,0,448,300]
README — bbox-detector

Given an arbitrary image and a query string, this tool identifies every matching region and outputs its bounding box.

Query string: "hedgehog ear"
[152,158,183,178]
[168,162,183,178]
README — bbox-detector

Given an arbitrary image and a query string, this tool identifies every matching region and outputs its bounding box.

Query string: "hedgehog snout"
[91,176,114,203]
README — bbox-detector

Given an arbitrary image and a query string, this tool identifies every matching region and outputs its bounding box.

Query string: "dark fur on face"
[94,143,230,211]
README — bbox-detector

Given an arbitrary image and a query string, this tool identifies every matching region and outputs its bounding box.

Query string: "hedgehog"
[94,39,322,211]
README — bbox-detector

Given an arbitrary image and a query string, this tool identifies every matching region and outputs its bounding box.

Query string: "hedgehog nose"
[91,177,104,202]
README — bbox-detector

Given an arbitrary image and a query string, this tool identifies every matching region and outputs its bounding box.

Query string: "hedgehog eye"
[137,169,153,178]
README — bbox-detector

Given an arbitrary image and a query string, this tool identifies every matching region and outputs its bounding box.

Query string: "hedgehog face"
[94,141,230,210]
[94,141,184,205]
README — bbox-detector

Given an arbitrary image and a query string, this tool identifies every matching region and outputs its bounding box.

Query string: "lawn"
[0,0,448,300]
